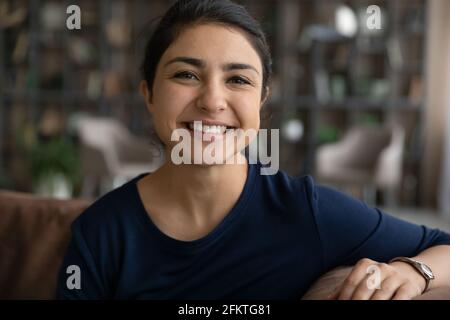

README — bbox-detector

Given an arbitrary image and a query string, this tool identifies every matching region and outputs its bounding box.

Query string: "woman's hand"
[329,258,426,300]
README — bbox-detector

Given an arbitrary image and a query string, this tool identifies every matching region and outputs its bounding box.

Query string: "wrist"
[389,261,427,293]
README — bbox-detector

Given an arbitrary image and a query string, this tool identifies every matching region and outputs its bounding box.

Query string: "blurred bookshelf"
[0,0,172,192]
[0,0,428,206]
[270,0,428,207]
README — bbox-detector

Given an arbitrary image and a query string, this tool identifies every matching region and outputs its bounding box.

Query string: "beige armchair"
[315,125,405,204]
[74,116,164,197]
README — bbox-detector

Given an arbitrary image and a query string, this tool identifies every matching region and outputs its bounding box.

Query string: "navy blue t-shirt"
[56,163,450,299]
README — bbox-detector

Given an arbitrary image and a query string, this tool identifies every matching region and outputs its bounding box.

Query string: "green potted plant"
[28,135,80,199]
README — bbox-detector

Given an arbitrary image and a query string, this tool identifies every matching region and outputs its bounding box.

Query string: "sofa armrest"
[0,190,92,299]
[302,266,450,300]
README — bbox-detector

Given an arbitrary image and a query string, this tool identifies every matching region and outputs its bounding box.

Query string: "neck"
[150,152,249,224]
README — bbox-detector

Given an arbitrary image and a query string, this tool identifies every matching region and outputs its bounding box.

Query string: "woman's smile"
[181,120,238,140]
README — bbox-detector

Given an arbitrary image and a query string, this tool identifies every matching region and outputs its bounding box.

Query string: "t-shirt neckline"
[131,162,258,253]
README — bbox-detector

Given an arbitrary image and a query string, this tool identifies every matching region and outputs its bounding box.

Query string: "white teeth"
[188,122,228,134]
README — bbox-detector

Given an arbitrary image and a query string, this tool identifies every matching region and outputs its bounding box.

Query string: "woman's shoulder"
[256,165,360,210]
[258,165,361,202]
[72,174,146,234]
[257,165,316,196]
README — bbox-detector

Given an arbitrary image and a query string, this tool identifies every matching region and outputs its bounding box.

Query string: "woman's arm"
[307,179,450,300]
[302,262,450,300]
[392,245,450,294]
[332,245,450,300]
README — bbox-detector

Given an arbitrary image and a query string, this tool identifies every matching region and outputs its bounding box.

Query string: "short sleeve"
[306,178,450,271]
[55,218,109,299]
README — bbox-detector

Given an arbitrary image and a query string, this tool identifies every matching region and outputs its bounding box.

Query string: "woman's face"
[141,23,267,164]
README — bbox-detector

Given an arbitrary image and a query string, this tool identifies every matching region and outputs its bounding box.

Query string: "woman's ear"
[139,80,154,113]
[260,86,271,108]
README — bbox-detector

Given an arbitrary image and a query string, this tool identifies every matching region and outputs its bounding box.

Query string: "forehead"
[161,23,262,72]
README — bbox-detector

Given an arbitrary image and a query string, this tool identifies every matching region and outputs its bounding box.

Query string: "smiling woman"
[56,0,450,300]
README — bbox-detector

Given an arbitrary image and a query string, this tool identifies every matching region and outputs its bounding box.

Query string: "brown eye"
[228,76,251,85]
[174,71,199,80]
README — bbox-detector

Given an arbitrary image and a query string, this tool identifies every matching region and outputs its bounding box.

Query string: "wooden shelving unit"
[269,0,428,207]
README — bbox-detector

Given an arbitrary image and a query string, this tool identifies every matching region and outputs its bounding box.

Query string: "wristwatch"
[389,257,435,293]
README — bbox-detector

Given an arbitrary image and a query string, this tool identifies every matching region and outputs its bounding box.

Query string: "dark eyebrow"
[223,63,259,75]
[164,56,259,75]
[164,56,205,68]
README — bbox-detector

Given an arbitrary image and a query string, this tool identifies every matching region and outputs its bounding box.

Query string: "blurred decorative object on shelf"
[369,78,390,101]
[335,5,358,37]
[40,1,64,31]
[40,49,64,89]
[317,124,341,144]
[387,37,404,70]
[86,70,103,100]
[282,119,304,143]
[68,37,96,65]
[106,21,132,48]
[353,77,390,100]
[0,1,27,28]
[39,107,65,137]
[314,69,331,103]
[330,75,347,102]
[103,71,127,99]
[12,32,28,64]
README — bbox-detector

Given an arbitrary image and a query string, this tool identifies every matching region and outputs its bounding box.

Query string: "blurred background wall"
[0,0,449,223]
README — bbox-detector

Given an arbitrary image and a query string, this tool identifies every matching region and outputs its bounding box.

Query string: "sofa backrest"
[0,190,91,299]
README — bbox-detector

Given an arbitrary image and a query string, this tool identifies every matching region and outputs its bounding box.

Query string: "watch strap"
[389,257,433,293]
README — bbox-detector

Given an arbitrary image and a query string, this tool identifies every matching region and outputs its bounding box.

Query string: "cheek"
[234,95,261,129]
[149,83,181,142]
[153,82,191,121]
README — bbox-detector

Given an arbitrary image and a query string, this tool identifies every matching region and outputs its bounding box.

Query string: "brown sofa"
[0,190,91,299]
[1,190,449,300]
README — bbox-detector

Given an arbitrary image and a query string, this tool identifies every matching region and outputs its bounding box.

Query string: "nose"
[195,79,227,113]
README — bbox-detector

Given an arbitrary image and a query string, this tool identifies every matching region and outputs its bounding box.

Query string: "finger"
[338,259,375,300]
[371,276,402,300]
[349,277,376,299]
[337,276,361,300]
[351,264,391,300]
[327,286,341,300]
[392,284,419,300]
